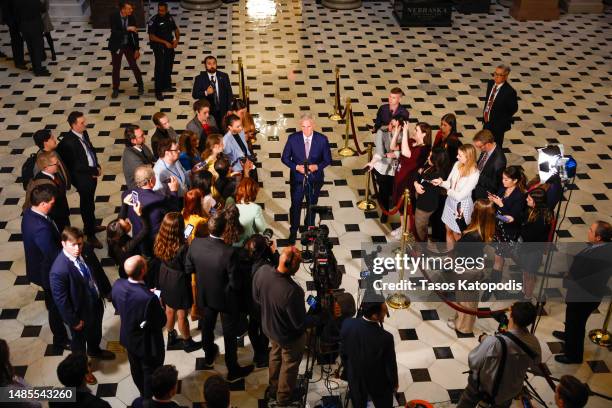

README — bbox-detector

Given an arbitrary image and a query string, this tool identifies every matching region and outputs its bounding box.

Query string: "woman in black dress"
[153,212,200,352]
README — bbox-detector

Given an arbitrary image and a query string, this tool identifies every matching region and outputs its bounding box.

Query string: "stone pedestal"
[321,0,362,10]
[180,0,223,10]
[90,0,145,29]
[510,0,560,20]
[560,0,604,12]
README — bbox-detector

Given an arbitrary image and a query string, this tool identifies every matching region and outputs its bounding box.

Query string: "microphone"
[303,159,309,178]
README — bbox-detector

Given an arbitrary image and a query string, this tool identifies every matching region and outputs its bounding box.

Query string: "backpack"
[21,153,38,191]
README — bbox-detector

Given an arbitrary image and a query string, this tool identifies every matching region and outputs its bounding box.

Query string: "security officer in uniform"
[148,2,180,101]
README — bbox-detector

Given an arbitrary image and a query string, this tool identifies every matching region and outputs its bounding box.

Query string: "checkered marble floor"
[1,1,611,407]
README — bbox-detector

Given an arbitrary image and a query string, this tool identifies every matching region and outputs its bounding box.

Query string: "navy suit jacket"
[191,70,233,115]
[482,80,518,132]
[21,208,61,289]
[50,252,100,327]
[112,279,166,358]
[281,131,331,185]
[374,103,410,132]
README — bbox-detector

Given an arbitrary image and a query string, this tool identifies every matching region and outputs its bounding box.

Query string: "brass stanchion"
[238,57,246,101]
[245,86,250,113]
[357,145,377,211]
[338,98,357,157]
[329,66,343,121]
[589,301,612,347]
[387,189,413,310]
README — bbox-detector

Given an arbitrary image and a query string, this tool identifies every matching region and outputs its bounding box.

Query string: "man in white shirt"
[153,139,189,196]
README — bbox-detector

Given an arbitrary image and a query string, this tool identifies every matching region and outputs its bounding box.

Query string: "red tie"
[484,86,498,123]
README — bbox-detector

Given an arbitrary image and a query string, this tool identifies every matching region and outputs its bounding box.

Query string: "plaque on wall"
[393,0,453,27]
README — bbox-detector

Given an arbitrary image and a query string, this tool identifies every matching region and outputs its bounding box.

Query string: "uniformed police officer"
[148,2,180,101]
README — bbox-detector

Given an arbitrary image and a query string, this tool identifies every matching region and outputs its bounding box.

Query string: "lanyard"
[163,161,184,185]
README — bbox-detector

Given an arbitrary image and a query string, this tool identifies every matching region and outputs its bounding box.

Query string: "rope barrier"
[369,175,405,216]
[348,108,367,156]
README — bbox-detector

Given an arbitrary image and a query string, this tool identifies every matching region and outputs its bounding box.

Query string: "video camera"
[302,224,341,295]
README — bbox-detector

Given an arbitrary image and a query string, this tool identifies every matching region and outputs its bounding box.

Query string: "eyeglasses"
[493,72,507,77]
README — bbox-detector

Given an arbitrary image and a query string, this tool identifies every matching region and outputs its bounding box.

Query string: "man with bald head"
[112,255,166,398]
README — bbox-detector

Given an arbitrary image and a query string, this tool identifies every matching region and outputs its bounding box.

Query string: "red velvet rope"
[348,109,367,156]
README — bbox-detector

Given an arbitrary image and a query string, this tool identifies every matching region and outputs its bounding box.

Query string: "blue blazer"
[21,208,61,289]
[223,131,251,172]
[50,252,99,327]
[112,279,166,358]
[281,131,331,184]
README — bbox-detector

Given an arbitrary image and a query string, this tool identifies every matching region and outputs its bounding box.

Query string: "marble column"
[181,0,223,11]
[321,0,362,10]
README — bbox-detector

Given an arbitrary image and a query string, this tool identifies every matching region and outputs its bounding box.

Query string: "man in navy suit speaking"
[281,114,332,244]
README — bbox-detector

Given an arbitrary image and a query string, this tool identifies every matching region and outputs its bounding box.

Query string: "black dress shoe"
[552,330,566,341]
[555,355,581,364]
[288,231,297,245]
[111,89,119,98]
[182,338,202,353]
[88,349,116,360]
[156,93,164,101]
[227,364,254,382]
[15,63,28,70]
[52,342,71,351]
[94,225,107,233]
[34,69,51,77]
[203,344,219,367]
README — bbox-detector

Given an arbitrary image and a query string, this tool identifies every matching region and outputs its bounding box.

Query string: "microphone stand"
[301,160,314,263]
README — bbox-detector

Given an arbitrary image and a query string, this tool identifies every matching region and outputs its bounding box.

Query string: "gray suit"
[122,145,155,190]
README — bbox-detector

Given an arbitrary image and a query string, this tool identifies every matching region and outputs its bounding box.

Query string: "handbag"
[190,273,203,321]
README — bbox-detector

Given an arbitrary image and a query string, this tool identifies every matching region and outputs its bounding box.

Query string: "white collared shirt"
[72,130,95,167]
[31,207,48,219]
[63,250,95,288]
[303,133,313,157]
[128,278,145,285]
[487,82,504,105]
[207,73,219,96]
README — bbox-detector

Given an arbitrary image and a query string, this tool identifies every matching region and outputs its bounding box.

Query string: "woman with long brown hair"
[199,133,225,180]
[432,144,480,248]
[448,198,496,335]
[235,177,267,246]
[221,204,244,246]
[178,130,202,171]
[153,212,200,352]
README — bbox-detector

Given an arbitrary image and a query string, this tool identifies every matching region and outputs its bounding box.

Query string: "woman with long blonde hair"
[432,143,480,248]
[154,212,200,352]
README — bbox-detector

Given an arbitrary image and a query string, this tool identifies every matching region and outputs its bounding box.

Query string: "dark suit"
[191,70,233,126]
[472,146,506,201]
[57,130,100,236]
[21,208,67,345]
[2,0,25,67]
[49,251,104,353]
[373,103,410,132]
[281,131,332,233]
[33,172,70,232]
[122,145,155,190]
[49,389,111,408]
[185,236,242,371]
[108,11,143,90]
[112,279,166,398]
[13,0,46,73]
[482,80,518,146]
[340,318,398,408]
[563,243,612,361]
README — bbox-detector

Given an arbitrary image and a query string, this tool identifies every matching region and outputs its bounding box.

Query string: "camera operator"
[457,301,541,408]
[252,246,309,407]
[340,301,398,408]
[239,232,279,367]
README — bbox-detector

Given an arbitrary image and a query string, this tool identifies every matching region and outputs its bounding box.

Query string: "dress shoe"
[88,349,115,360]
[111,89,119,98]
[34,69,51,77]
[288,231,297,245]
[167,329,182,351]
[254,358,269,369]
[94,225,107,233]
[52,342,71,352]
[552,330,566,341]
[182,338,202,353]
[87,235,103,249]
[15,63,28,70]
[227,364,254,382]
[203,344,219,368]
[156,93,164,101]
[85,372,98,385]
[555,355,581,364]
